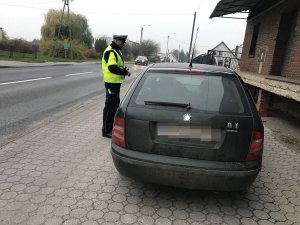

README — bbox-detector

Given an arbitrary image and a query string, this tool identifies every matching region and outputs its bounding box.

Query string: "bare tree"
[140,39,160,59]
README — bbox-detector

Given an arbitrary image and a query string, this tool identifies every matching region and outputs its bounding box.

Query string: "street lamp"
[139,24,151,55]
[165,33,175,62]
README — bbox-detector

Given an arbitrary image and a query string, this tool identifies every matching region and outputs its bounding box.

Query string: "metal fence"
[0,45,38,59]
[193,50,242,71]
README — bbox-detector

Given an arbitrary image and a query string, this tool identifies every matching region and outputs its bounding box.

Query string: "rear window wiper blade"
[144,101,191,109]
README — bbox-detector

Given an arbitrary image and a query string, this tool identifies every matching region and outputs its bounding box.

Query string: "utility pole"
[165,35,170,62]
[165,33,175,62]
[178,44,180,62]
[140,27,144,45]
[188,12,197,63]
[139,25,150,56]
[0,27,3,41]
[57,0,73,58]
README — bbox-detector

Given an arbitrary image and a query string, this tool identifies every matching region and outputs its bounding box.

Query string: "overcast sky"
[0,0,247,54]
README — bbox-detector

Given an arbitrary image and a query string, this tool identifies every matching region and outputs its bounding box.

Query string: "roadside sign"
[64,43,69,50]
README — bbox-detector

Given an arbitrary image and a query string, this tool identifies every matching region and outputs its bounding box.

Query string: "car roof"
[150,63,234,74]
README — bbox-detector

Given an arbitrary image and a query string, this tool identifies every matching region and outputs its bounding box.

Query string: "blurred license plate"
[157,123,220,141]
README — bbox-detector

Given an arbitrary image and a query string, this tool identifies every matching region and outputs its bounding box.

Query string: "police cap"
[113,35,127,43]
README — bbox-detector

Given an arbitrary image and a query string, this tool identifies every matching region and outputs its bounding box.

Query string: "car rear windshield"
[133,71,247,113]
[137,56,147,60]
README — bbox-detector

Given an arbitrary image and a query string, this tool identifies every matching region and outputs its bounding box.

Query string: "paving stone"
[269,211,287,222]
[173,209,189,220]
[62,218,81,225]
[173,219,189,225]
[93,201,108,211]
[223,216,241,225]
[190,211,206,222]
[108,202,123,212]
[36,205,55,215]
[127,195,141,204]
[258,220,274,225]
[238,208,253,217]
[120,214,137,224]
[26,215,46,225]
[62,197,77,206]
[87,210,104,220]
[253,210,270,220]
[155,217,172,225]
[156,207,172,218]
[0,77,299,225]
[286,212,300,223]
[207,213,223,223]
[241,218,258,225]
[124,204,139,214]
[0,199,7,208]
[137,215,155,225]
[77,199,93,208]
[103,211,120,222]
[70,208,88,218]
[13,212,29,224]
[44,217,64,225]
[264,203,280,212]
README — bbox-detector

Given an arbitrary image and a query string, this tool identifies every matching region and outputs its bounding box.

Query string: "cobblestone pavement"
[0,79,300,225]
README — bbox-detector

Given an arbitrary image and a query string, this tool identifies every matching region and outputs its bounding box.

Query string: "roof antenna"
[188,12,197,67]
[189,27,199,68]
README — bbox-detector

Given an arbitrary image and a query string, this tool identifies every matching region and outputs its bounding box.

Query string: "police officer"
[102,35,131,138]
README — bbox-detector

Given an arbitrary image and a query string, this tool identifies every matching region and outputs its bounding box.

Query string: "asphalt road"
[0,63,135,144]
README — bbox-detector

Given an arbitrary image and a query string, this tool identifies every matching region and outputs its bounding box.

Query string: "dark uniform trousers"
[102,82,121,134]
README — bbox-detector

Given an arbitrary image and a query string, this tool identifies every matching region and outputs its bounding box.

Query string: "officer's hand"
[126,71,131,76]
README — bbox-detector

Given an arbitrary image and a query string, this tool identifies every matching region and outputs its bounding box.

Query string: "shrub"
[40,39,87,59]
[0,39,34,53]
[84,48,100,59]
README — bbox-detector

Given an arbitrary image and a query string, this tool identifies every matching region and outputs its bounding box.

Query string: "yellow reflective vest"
[102,45,125,83]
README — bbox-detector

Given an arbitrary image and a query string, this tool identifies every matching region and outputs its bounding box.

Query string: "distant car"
[111,63,264,191]
[135,56,148,66]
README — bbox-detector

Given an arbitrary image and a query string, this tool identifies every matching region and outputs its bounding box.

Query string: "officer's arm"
[105,51,127,75]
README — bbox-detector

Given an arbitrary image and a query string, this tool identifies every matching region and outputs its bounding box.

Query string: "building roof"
[212,41,232,52]
[210,0,283,19]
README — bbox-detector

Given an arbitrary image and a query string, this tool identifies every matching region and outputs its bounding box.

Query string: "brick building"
[210,0,300,119]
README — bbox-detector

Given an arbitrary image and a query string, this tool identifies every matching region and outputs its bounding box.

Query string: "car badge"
[183,113,191,121]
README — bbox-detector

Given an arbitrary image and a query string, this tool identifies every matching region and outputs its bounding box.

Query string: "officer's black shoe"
[102,131,112,139]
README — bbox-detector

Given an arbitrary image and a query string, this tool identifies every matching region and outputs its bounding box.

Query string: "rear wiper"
[144,101,191,109]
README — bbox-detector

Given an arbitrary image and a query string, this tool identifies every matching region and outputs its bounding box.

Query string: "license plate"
[157,123,220,141]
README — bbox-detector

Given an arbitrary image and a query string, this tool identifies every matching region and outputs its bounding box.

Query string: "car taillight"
[112,116,125,148]
[246,131,264,161]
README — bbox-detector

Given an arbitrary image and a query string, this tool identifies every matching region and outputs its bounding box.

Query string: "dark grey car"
[135,56,148,66]
[111,63,264,191]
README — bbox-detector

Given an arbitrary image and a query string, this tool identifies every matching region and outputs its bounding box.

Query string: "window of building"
[249,23,260,58]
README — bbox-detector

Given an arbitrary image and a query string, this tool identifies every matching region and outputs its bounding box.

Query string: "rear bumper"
[111,144,261,191]
[135,61,147,65]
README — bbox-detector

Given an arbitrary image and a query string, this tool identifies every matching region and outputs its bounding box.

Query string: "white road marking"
[65,72,93,77]
[0,71,94,86]
[0,77,52,86]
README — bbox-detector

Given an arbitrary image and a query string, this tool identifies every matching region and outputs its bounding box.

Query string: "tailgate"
[125,107,253,162]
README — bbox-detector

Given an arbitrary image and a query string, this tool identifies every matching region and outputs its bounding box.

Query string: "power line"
[72,11,192,16]
[30,1,58,5]
[0,3,50,10]
[0,4,192,16]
